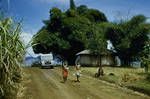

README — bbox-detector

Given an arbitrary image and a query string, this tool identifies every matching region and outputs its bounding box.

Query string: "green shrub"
[0,18,25,99]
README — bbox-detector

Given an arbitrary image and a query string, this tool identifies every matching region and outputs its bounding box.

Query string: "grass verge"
[82,67,150,96]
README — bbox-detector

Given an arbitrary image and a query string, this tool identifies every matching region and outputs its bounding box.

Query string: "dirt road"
[22,67,150,99]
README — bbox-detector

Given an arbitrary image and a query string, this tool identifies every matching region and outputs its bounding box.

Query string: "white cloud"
[20,32,35,56]
[146,18,150,23]
[20,32,33,45]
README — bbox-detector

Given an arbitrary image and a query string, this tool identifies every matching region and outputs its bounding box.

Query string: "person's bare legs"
[76,75,80,82]
[63,77,67,83]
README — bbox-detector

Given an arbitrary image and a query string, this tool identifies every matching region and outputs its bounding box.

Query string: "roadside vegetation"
[82,66,150,96]
[0,16,25,98]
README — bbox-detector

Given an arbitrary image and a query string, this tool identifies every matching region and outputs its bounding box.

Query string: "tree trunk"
[144,60,149,73]
[95,55,104,77]
[145,65,148,73]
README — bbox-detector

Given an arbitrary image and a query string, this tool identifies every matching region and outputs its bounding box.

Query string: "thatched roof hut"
[75,50,117,66]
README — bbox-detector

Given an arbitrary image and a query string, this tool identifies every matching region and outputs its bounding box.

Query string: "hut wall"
[80,55,98,66]
[101,55,115,66]
[78,54,115,66]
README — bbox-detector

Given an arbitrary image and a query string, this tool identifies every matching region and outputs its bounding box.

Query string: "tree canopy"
[32,0,108,64]
[105,15,150,65]
[32,0,150,66]
[70,0,76,10]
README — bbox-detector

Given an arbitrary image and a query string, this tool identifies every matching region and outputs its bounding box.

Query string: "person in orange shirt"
[62,65,69,83]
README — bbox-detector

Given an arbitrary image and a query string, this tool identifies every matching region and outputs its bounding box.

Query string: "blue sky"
[1,0,150,34]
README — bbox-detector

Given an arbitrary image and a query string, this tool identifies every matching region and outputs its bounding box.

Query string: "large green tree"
[86,23,107,76]
[70,0,76,10]
[77,5,107,23]
[32,1,107,64]
[105,15,150,66]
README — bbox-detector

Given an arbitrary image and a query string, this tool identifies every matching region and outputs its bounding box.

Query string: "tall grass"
[0,18,25,99]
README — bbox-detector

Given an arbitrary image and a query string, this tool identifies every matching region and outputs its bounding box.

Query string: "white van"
[40,53,54,68]
[40,53,63,68]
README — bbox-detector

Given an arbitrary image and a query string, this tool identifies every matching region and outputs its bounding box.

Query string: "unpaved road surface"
[22,67,150,99]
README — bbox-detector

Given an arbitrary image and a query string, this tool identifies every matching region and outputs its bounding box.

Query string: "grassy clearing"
[81,66,150,96]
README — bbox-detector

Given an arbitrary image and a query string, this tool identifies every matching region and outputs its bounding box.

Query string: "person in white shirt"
[75,64,81,82]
